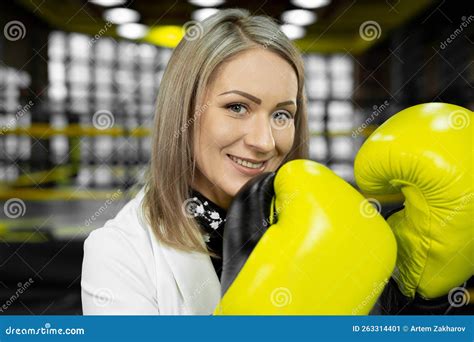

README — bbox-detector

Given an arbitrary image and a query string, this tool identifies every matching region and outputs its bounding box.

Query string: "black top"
[189,189,226,280]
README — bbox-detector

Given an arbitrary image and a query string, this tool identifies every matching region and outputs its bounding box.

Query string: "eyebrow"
[218,90,296,108]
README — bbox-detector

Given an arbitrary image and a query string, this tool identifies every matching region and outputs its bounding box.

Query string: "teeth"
[229,155,264,169]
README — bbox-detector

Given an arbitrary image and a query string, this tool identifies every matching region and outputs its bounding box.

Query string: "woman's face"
[192,48,298,208]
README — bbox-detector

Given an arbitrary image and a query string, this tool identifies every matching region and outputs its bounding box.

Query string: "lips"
[227,154,268,176]
[228,154,266,168]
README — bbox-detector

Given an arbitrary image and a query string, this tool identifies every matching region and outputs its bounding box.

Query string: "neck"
[191,173,232,210]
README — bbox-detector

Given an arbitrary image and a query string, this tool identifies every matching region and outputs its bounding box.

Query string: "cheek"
[197,110,239,156]
[274,126,295,156]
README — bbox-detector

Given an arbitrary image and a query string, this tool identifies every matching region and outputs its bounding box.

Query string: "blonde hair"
[143,8,309,255]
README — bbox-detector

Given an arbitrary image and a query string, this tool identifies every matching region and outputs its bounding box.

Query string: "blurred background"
[0,0,472,314]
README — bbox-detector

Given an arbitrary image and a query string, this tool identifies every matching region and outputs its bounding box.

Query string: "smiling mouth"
[227,154,267,169]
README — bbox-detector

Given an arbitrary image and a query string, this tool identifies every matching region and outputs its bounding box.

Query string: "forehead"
[208,49,298,100]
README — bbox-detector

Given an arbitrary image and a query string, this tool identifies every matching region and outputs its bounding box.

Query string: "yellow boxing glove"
[354,103,473,299]
[215,160,396,315]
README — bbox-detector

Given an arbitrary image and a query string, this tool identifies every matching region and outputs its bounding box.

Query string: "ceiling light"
[88,0,127,7]
[145,26,184,48]
[188,0,225,6]
[280,24,306,40]
[117,23,148,40]
[282,9,317,26]
[291,0,331,9]
[103,8,140,25]
[192,8,219,21]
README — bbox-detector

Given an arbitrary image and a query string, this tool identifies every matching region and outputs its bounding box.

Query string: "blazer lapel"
[160,242,221,315]
[135,188,221,315]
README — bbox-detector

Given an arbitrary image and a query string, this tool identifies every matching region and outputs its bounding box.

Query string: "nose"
[243,113,275,154]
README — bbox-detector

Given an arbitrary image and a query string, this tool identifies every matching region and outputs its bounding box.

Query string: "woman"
[81,8,309,315]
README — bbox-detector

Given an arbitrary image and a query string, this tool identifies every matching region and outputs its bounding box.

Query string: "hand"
[215,159,397,314]
[355,103,473,299]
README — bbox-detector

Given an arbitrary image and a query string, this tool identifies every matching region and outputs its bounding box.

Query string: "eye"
[226,103,248,116]
[271,111,294,129]
[271,111,294,125]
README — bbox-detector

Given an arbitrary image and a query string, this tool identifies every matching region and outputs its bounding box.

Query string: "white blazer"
[81,189,221,315]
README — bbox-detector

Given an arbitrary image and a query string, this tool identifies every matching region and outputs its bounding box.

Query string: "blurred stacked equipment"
[0,1,170,314]
[305,54,356,182]
[47,31,170,189]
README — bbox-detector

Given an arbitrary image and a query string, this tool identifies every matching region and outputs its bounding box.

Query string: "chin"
[224,179,248,197]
